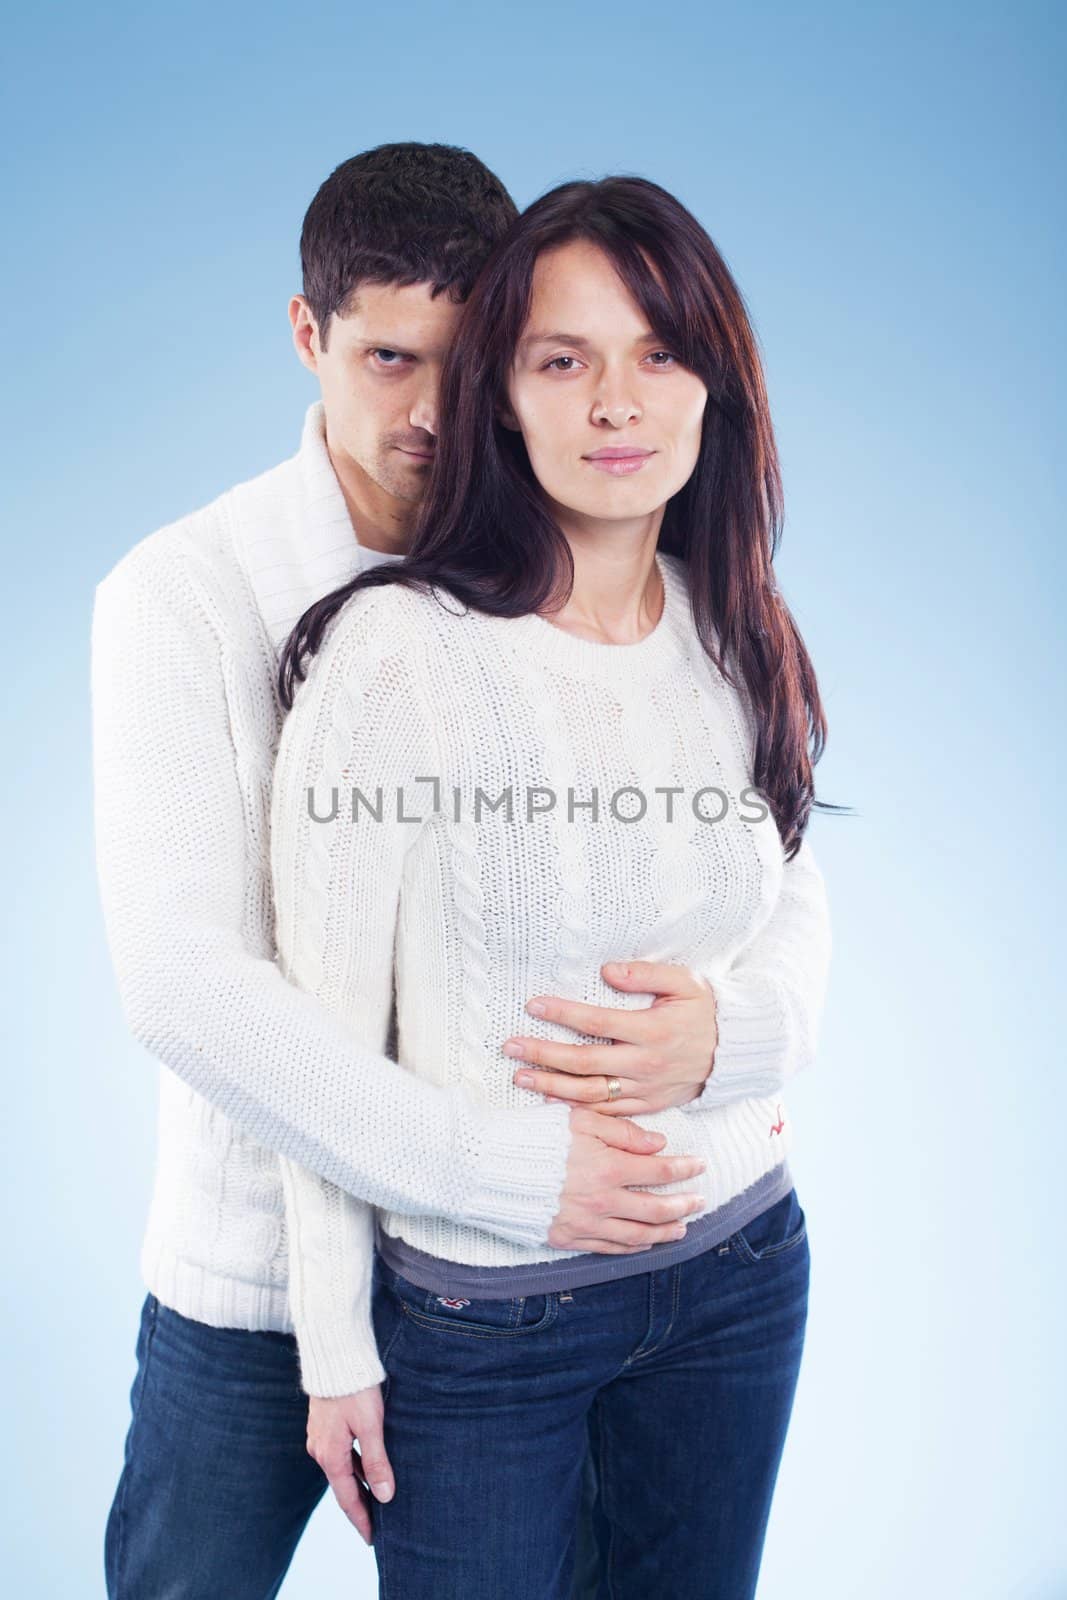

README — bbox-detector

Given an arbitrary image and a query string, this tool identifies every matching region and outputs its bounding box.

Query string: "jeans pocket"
[729,1188,807,1265]
[385,1264,559,1337]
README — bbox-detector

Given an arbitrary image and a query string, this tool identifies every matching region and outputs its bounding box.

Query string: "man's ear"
[289,295,321,375]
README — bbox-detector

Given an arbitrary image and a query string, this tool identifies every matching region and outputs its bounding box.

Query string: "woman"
[271,175,835,1599]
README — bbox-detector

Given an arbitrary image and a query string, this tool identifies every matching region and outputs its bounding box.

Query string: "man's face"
[290,279,464,505]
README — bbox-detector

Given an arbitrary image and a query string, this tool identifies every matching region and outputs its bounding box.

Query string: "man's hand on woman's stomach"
[548,1106,707,1255]
[503,958,718,1117]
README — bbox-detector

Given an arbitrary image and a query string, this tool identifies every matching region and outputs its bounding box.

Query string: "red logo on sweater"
[769,1105,785,1136]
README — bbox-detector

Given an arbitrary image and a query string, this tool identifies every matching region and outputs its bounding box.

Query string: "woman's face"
[503,238,708,535]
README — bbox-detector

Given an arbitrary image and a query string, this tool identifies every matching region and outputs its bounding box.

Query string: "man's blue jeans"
[104,1187,807,1598]
[103,1298,605,1599]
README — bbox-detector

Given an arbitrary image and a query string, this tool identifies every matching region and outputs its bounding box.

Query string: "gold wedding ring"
[606,1076,622,1100]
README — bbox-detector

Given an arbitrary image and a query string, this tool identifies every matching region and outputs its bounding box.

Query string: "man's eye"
[371,349,408,365]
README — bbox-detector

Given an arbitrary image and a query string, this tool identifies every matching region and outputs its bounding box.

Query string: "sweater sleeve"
[680,832,832,1109]
[269,587,464,1397]
[277,1157,384,1397]
[90,551,572,1256]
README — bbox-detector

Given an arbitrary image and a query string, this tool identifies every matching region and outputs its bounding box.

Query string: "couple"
[94,142,833,1599]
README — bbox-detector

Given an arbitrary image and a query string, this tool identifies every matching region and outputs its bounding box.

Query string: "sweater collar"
[232,400,395,658]
[486,550,693,684]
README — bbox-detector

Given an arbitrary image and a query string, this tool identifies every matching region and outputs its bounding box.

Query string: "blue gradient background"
[3,2,1063,1595]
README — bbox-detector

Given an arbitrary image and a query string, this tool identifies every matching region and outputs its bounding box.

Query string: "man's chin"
[380,478,426,505]
[373,462,429,504]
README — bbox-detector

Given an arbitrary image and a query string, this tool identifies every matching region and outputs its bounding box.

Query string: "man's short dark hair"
[300,141,518,348]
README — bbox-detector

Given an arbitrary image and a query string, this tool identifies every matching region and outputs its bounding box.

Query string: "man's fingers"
[528,1069,649,1115]
[508,1038,640,1075]
[545,1091,648,1116]
[548,1189,706,1253]
[518,961,702,1045]
[602,1188,707,1227]
[601,959,705,997]
[523,1068,635,1104]
[555,1112,706,1253]
[613,1148,706,1190]
[571,1110,665,1151]
[518,993,666,1046]
[548,1201,703,1253]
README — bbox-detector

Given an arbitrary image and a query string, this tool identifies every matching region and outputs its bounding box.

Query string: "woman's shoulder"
[280,579,449,730]
[658,548,688,584]
[657,549,697,620]
[657,548,729,650]
[314,573,445,665]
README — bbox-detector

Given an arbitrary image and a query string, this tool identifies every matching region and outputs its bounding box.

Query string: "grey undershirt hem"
[374,1158,794,1299]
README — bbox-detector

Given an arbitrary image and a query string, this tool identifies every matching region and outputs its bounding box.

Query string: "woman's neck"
[540,531,666,646]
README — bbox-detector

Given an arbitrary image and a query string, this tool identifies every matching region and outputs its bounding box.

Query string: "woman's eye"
[544,355,581,372]
[647,350,678,367]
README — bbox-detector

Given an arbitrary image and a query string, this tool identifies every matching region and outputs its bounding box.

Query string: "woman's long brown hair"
[279,174,848,857]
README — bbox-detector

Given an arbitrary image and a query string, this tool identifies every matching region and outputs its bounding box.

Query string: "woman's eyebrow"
[519,331,592,353]
[518,329,660,354]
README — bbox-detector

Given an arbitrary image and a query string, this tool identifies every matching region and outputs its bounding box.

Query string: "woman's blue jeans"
[369,1185,809,1599]
[103,1187,808,1599]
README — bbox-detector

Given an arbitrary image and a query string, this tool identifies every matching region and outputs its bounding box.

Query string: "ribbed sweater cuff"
[458,1101,574,1247]
[294,1314,387,1400]
[683,972,791,1108]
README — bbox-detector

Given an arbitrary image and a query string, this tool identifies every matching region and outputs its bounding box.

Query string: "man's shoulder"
[95,498,220,599]
[93,448,299,625]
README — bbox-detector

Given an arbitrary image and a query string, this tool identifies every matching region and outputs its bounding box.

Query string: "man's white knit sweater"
[271,539,832,1397]
[90,403,579,1335]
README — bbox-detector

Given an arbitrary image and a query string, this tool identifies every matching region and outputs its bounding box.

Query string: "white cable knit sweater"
[271,545,832,1397]
[90,404,577,1336]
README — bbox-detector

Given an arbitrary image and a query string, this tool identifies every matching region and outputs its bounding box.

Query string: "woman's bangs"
[599,232,712,377]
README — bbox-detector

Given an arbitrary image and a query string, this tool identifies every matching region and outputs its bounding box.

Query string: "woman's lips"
[582,450,655,476]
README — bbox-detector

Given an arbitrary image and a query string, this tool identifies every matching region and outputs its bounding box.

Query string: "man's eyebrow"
[361,338,418,355]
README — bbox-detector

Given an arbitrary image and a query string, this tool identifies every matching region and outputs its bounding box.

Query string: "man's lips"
[582,447,656,476]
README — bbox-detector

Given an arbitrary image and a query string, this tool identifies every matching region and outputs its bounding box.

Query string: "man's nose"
[408,384,438,438]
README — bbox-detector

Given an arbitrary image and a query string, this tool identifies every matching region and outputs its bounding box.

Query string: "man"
[93,142,719,1600]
